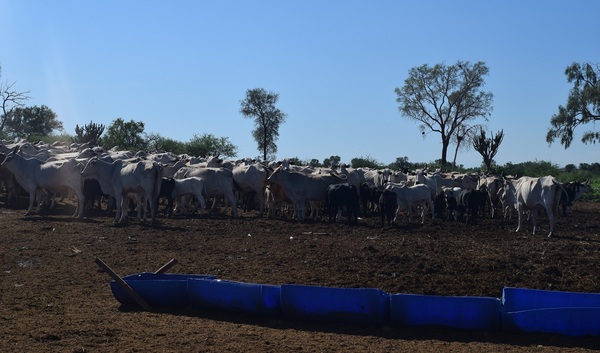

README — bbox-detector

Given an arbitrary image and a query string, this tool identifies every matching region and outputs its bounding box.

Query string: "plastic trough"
[107,273,600,337]
[501,287,600,336]
[280,284,390,325]
[187,278,282,318]
[110,273,216,307]
[389,293,501,331]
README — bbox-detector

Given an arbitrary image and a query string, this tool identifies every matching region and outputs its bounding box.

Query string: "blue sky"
[1,0,598,168]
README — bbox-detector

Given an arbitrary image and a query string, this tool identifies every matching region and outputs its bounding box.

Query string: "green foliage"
[547,62,600,148]
[102,118,146,150]
[351,155,384,169]
[395,61,493,165]
[499,160,561,178]
[31,132,73,145]
[185,133,237,158]
[5,105,63,139]
[240,88,287,160]
[308,158,321,167]
[74,121,105,144]
[322,155,341,167]
[146,134,187,155]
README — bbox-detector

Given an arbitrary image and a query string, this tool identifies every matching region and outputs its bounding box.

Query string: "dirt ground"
[1,199,600,353]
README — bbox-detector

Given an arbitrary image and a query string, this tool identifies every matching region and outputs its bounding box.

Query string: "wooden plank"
[155,258,178,274]
[95,258,152,311]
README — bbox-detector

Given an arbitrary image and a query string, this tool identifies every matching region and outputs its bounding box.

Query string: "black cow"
[378,189,397,227]
[560,181,589,216]
[82,179,111,215]
[433,190,447,219]
[359,182,382,215]
[325,183,360,224]
[457,188,487,224]
[158,177,176,216]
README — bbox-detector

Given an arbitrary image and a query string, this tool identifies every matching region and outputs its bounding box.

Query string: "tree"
[0,66,31,135]
[395,61,494,166]
[351,155,383,169]
[5,105,63,140]
[308,159,321,168]
[322,155,341,167]
[473,128,504,173]
[450,124,484,169]
[102,118,146,150]
[185,133,237,158]
[546,62,600,148]
[74,121,105,145]
[240,88,287,160]
[145,133,187,155]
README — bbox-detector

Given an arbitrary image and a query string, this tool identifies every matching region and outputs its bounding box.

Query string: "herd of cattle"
[0,140,591,237]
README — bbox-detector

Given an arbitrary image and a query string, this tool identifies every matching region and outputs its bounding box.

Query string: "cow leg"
[531,208,539,235]
[26,190,37,215]
[515,204,524,234]
[226,192,238,217]
[115,195,125,223]
[147,192,157,225]
[547,210,555,237]
[195,192,206,216]
[256,190,265,217]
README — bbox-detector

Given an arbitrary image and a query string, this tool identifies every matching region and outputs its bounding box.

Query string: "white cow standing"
[171,177,207,215]
[81,157,163,224]
[174,166,238,217]
[0,149,85,217]
[266,166,347,221]
[504,176,565,237]
[385,183,435,224]
[232,162,268,216]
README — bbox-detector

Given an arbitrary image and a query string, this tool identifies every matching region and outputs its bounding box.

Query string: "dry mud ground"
[1,201,600,352]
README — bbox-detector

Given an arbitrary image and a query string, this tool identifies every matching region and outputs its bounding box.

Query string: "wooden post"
[95,258,152,311]
[154,258,178,274]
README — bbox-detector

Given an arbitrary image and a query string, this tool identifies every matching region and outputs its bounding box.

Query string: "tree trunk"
[441,140,449,166]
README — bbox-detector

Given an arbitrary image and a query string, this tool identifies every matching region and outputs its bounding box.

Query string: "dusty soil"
[1,200,600,352]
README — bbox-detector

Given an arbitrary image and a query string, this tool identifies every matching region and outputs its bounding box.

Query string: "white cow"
[0,149,85,217]
[266,166,347,221]
[385,183,435,224]
[81,157,163,224]
[504,176,565,237]
[232,162,268,216]
[363,168,393,190]
[174,166,237,217]
[171,177,207,215]
[479,175,504,218]
[414,170,438,200]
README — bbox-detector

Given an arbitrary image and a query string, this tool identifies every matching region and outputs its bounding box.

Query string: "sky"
[0,0,598,168]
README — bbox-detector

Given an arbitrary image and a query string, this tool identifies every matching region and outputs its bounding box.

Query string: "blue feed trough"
[280,284,390,325]
[501,287,600,336]
[390,293,501,331]
[110,272,216,307]
[109,273,600,336]
[187,278,282,318]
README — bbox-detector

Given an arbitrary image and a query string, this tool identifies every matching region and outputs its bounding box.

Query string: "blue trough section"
[280,284,390,325]
[110,273,216,307]
[187,278,282,318]
[389,293,501,331]
[108,274,600,336]
[501,287,600,336]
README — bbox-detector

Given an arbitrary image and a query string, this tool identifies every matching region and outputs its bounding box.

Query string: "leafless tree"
[0,67,31,134]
